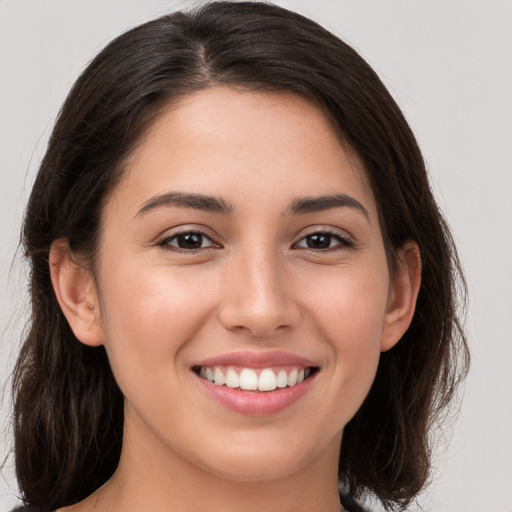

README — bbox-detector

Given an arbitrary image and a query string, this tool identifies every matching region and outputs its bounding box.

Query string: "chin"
[203,452,309,483]
[190,428,339,483]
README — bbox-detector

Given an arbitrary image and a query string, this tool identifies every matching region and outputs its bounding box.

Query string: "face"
[84,87,407,482]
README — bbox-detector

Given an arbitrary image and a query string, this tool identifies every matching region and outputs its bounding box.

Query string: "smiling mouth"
[193,365,319,392]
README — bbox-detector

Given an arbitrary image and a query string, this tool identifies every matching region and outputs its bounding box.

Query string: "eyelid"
[292,226,354,250]
[156,226,222,252]
[154,224,354,253]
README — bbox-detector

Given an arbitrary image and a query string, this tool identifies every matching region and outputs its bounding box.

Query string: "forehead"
[113,86,377,219]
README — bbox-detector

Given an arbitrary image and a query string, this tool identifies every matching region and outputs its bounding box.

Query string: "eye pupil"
[177,233,203,249]
[307,234,331,249]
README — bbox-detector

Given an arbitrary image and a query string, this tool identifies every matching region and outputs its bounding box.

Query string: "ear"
[49,239,104,347]
[381,240,422,352]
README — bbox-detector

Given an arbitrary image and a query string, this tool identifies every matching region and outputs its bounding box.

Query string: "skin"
[51,87,421,512]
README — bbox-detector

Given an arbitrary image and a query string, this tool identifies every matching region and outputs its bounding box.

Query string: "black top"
[11,493,368,512]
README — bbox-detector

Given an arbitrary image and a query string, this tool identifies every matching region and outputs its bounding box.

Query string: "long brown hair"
[12,2,468,510]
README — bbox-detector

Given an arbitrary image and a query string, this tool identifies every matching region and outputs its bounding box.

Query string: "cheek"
[302,260,390,344]
[96,259,219,387]
[299,263,389,406]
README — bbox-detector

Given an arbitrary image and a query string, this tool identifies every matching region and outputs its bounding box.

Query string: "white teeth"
[287,368,298,387]
[213,367,225,386]
[199,365,315,391]
[239,368,258,390]
[225,368,240,388]
[258,369,277,391]
[276,370,288,388]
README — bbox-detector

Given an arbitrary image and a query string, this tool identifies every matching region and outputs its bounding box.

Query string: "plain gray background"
[1,1,511,511]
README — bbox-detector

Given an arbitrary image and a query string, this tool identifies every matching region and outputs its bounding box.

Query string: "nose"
[218,248,300,338]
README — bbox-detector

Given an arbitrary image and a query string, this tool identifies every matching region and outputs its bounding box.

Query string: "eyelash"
[157,229,218,253]
[157,229,354,253]
[292,230,354,251]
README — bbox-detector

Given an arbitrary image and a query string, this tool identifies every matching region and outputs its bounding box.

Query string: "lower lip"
[195,373,316,416]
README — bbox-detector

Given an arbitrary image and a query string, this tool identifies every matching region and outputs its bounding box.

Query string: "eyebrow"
[135,191,369,222]
[136,192,234,217]
[287,194,370,221]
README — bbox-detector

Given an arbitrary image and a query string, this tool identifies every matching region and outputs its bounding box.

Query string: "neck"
[87,411,343,512]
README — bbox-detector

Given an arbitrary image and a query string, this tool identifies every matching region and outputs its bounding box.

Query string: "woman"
[10,2,468,511]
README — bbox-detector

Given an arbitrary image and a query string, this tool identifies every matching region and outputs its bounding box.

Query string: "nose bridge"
[219,242,297,337]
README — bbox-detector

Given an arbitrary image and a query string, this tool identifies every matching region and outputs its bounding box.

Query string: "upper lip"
[193,350,318,369]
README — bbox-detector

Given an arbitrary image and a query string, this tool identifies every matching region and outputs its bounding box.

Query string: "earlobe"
[49,239,104,347]
[381,241,422,352]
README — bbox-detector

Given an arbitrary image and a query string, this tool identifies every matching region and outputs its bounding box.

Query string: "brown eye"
[159,231,219,251]
[294,231,353,251]
[305,234,332,249]
[175,233,205,249]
